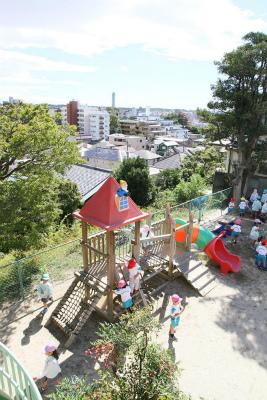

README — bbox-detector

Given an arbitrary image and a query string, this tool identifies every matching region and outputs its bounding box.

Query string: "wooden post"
[186,212,194,251]
[107,230,115,320]
[167,206,176,276]
[133,220,141,262]
[165,204,171,235]
[82,221,89,272]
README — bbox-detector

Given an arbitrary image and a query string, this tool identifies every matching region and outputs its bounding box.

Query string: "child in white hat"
[35,273,53,316]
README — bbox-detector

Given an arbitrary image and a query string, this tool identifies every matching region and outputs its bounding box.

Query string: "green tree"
[108,108,121,134]
[57,179,82,225]
[0,177,60,253]
[198,32,267,198]
[0,102,79,181]
[174,174,206,203]
[154,169,181,191]
[114,157,156,206]
[164,112,189,127]
[0,102,80,252]
[180,146,224,184]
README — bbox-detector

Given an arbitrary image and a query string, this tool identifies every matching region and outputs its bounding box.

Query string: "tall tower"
[112,92,116,108]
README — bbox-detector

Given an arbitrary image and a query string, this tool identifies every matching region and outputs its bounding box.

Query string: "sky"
[1,0,267,109]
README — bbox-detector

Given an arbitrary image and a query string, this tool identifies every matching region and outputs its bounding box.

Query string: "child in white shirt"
[115,280,133,311]
[231,222,241,244]
[33,343,61,392]
[256,240,267,269]
[35,273,53,316]
[239,198,247,217]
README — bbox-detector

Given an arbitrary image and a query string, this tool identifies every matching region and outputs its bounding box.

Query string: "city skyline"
[1,0,267,109]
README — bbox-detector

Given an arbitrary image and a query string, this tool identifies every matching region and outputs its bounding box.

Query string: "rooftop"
[153,154,181,170]
[64,164,110,201]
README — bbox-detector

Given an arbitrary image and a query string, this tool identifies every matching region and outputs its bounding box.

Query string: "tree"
[114,157,156,206]
[0,176,60,253]
[0,102,80,252]
[164,112,189,127]
[198,32,267,198]
[154,169,181,191]
[0,102,79,181]
[174,174,206,203]
[180,146,224,184]
[108,108,121,134]
[57,179,81,225]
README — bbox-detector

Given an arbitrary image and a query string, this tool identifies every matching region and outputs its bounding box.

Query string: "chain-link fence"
[0,239,82,305]
[153,187,232,224]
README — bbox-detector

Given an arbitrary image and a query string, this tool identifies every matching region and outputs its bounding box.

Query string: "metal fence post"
[16,261,24,301]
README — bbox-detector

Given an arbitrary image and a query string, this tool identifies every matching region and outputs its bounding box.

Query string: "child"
[250,188,259,204]
[169,294,184,340]
[227,198,235,215]
[33,343,61,392]
[239,197,247,217]
[249,224,259,247]
[127,257,141,295]
[141,224,154,256]
[255,240,267,270]
[231,220,241,244]
[35,273,53,316]
[114,279,133,311]
[251,196,262,219]
[261,189,267,204]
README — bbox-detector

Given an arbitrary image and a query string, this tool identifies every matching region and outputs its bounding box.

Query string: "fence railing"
[0,342,42,400]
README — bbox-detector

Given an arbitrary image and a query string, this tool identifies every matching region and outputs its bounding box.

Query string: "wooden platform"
[173,248,218,296]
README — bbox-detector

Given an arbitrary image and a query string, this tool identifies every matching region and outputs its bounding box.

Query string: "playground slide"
[175,218,241,275]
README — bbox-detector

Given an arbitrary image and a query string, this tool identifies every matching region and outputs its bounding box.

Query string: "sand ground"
[1,218,267,400]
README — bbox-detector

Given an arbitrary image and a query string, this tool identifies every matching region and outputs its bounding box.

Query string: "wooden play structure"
[46,177,219,346]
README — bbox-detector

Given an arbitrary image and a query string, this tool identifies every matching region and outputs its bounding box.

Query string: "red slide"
[204,236,241,275]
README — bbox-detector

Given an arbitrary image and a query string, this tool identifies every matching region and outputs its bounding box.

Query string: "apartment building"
[109,133,147,150]
[120,120,165,138]
[61,101,110,141]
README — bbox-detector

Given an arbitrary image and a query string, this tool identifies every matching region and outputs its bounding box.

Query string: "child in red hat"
[169,294,184,340]
[127,256,141,295]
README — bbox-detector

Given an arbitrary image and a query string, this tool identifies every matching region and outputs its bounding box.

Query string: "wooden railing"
[0,342,42,400]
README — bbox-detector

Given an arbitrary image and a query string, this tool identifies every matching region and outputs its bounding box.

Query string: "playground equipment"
[175,218,241,274]
[46,177,174,346]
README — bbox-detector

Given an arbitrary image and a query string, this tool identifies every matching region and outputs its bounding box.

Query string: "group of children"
[226,194,267,268]
[228,189,267,221]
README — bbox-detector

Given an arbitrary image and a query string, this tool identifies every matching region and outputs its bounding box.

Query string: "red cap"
[262,240,267,246]
[128,259,137,269]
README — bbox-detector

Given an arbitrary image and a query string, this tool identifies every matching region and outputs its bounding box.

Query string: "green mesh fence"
[0,240,82,304]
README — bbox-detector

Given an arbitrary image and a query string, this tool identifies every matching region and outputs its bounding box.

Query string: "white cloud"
[120,65,129,72]
[0,50,95,73]
[0,0,266,62]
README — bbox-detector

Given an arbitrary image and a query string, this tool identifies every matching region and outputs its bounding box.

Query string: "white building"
[61,103,110,141]
[109,134,147,150]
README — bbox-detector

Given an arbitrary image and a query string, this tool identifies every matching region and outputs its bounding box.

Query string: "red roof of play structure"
[73,176,149,230]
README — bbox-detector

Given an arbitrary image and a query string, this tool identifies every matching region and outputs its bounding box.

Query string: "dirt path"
[1,218,267,400]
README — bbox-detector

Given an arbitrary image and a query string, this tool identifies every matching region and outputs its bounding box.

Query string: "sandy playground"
[1,217,267,400]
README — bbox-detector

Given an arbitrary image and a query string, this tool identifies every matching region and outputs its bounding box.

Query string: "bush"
[51,309,191,400]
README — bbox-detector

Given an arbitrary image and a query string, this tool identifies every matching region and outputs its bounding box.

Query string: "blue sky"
[1,0,266,109]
